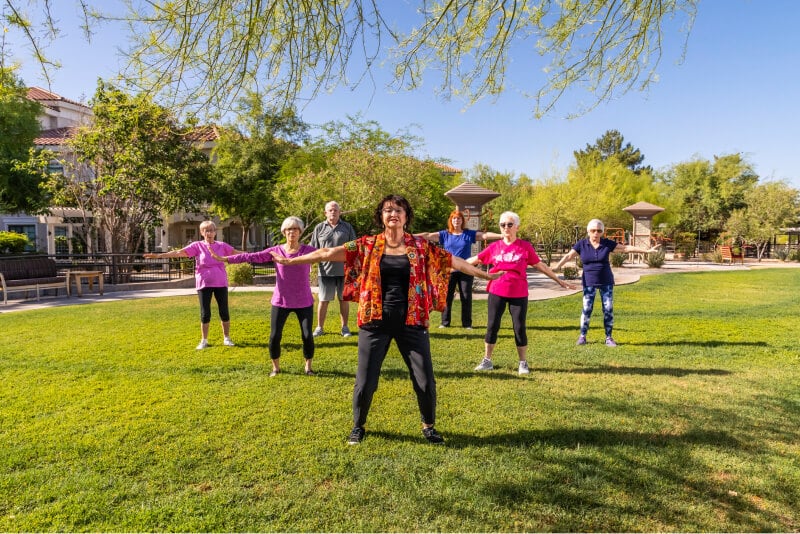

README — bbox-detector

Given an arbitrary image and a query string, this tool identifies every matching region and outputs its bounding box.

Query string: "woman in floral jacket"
[271,194,502,446]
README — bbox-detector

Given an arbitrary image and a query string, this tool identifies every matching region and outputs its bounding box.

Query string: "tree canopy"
[3,0,698,117]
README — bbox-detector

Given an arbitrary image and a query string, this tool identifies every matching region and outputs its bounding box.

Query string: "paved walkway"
[1,259,796,314]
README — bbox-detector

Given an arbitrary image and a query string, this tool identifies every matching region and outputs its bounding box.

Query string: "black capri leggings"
[197,286,230,324]
[485,293,529,347]
[269,305,315,361]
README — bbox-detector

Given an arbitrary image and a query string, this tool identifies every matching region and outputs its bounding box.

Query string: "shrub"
[227,263,254,286]
[0,231,29,254]
[562,266,580,280]
[775,248,790,261]
[610,252,626,268]
[645,250,666,268]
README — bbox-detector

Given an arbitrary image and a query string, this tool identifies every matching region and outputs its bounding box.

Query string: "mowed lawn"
[1,268,799,532]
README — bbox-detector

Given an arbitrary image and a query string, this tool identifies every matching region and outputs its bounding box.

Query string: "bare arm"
[475,231,502,241]
[553,249,579,271]
[533,261,578,290]
[144,249,188,259]
[414,231,441,242]
[451,256,504,281]
[615,243,661,254]
[270,246,346,265]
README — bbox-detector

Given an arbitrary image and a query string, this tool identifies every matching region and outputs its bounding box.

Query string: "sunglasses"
[588,228,603,233]
[499,222,515,228]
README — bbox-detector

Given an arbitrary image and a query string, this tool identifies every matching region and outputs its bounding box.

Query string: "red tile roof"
[185,125,221,142]
[433,162,462,174]
[34,127,79,146]
[27,87,90,109]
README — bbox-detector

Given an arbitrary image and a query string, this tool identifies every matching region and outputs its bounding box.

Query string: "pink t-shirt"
[477,239,541,298]
[183,240,236,289]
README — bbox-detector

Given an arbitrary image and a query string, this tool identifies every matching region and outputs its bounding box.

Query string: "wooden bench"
[719,245,744,265]
[0,256,69,305]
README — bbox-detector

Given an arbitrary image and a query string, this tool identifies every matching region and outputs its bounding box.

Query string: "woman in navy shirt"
[555,219,659,347]
[417,209,500,329]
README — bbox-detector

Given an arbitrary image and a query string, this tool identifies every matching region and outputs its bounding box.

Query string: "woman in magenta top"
[468,211,576,375]
[144,220,241,350]
[213,216,317,377]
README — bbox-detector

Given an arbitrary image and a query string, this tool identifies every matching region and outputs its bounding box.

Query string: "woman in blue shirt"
[554,219,659,346]
[417,209,500,328]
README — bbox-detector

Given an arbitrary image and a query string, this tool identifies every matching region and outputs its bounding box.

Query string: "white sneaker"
[196,339,209,350]
[518,360,530,375]
[223,337,235,347]
[474,358,494,371]
[312,327,324,337]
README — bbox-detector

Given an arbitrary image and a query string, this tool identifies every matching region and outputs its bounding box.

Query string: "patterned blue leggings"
[580,285,614,337]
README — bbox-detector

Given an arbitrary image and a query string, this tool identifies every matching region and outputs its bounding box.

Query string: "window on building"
[54,226,69,255]
[7,225,36,251]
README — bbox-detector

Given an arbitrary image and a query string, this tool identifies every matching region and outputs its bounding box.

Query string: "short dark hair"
[373,194,414,230]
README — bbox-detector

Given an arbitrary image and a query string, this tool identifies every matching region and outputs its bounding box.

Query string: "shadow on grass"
[542,365,733,377]
[626,340,769,348]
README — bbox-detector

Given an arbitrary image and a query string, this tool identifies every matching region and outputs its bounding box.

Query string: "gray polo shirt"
[310,220,356,277]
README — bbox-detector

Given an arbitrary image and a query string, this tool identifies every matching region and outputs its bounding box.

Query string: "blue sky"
[12,1,800,188]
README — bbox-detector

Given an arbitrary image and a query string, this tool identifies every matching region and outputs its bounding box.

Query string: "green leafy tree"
[725,181,800,261]
[47,80,212,255]
[462,164,532,230]
[574,129,650,174]
[5,1,697,118]
[0,67,49,213]
[660,153,758,239]
[211,93,308,249]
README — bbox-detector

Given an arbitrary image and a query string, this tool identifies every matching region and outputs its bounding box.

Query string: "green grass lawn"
[1,268,799,532]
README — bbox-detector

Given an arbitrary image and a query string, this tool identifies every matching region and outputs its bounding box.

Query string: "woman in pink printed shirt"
[145,220,242,350]
[468,211,577,375]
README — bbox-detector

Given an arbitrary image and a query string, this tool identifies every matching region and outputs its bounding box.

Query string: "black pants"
[197,287,230,324]
[353,306,436,428]
[269,305,314,360]
[485,293,528,347]
[441,271,474,327]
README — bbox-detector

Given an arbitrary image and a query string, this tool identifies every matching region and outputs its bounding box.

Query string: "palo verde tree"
[4,1,698,118]
[0,66,49,214]
[46,80,212,255]
[211,92,308,248]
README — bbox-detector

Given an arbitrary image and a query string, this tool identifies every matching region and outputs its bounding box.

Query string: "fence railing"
[46,253,275,285]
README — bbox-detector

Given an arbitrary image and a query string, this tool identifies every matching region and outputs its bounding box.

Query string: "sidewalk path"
[1,259,796,314]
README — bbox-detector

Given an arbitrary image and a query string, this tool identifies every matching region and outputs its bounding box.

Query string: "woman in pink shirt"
[145,220,241,350]
[468,212,577,375]
[212,216,317,377]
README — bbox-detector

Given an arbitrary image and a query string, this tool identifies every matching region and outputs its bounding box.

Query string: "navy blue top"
[438,229,477,273]
[573,237,619,287]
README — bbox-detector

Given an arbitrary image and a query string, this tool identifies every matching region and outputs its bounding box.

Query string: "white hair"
[280,216,305,232]
[586,219,605,232]
[325,201,340,211]
[499,211,520,226]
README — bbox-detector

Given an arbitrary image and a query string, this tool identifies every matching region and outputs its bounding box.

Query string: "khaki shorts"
[318,276,344,302]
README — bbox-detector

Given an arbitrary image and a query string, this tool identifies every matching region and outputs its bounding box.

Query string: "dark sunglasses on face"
[589,228,603,233]
[499,222,515,228]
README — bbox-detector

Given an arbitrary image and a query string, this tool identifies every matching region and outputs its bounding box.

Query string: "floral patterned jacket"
[343,233,452,328]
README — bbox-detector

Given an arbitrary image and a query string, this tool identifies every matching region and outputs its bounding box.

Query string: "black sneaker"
[347,426,365,445]
[422,426,445,444]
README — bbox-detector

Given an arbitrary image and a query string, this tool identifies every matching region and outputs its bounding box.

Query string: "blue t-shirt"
[573,237,618,287]
[438,229,477,259]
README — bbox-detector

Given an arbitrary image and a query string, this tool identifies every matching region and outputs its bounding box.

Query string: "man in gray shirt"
[311,200,357,337]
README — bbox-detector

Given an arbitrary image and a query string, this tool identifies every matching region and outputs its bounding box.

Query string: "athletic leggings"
[353,304,436,428]
[441,271,474,327]
[580,284,614,337]
[197,287,230,324]
[269,305,314,361]
[485,293,529,347]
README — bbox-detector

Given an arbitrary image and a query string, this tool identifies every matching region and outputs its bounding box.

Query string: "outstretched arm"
[414,231,441,242]
[554,249,579,271]
[475,231,502,241]
[270,246,346,265]
[144,249,188,259]
[451,256,504,281]
[615,243,661,254]
[533,261,578,290]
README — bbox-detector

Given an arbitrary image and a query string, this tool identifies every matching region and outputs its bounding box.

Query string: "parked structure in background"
[0,88,269,255]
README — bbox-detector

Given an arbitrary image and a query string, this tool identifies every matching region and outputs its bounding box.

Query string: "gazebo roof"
[623,201,664,217]
[445,182,500,204]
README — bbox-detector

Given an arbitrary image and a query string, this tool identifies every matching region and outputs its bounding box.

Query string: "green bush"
[775,248,790,261]
[645,250,666,268]
[561,266,580,280]
[0,231,29,254]
[610,252,626,267]
[227,262,254,286]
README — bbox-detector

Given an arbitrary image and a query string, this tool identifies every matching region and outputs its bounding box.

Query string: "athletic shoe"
[464,326,473,330]
[576,335,587,346]
[605,336,618,347]
[312,327,324,337]
[438,324,448,329]
[196,339,209,350]
[422,427,445,444]
[341,326,352,338]
[474,358,494,371]
[347,426,365,445]
[223,337,235,347]
[518,360,530,375]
